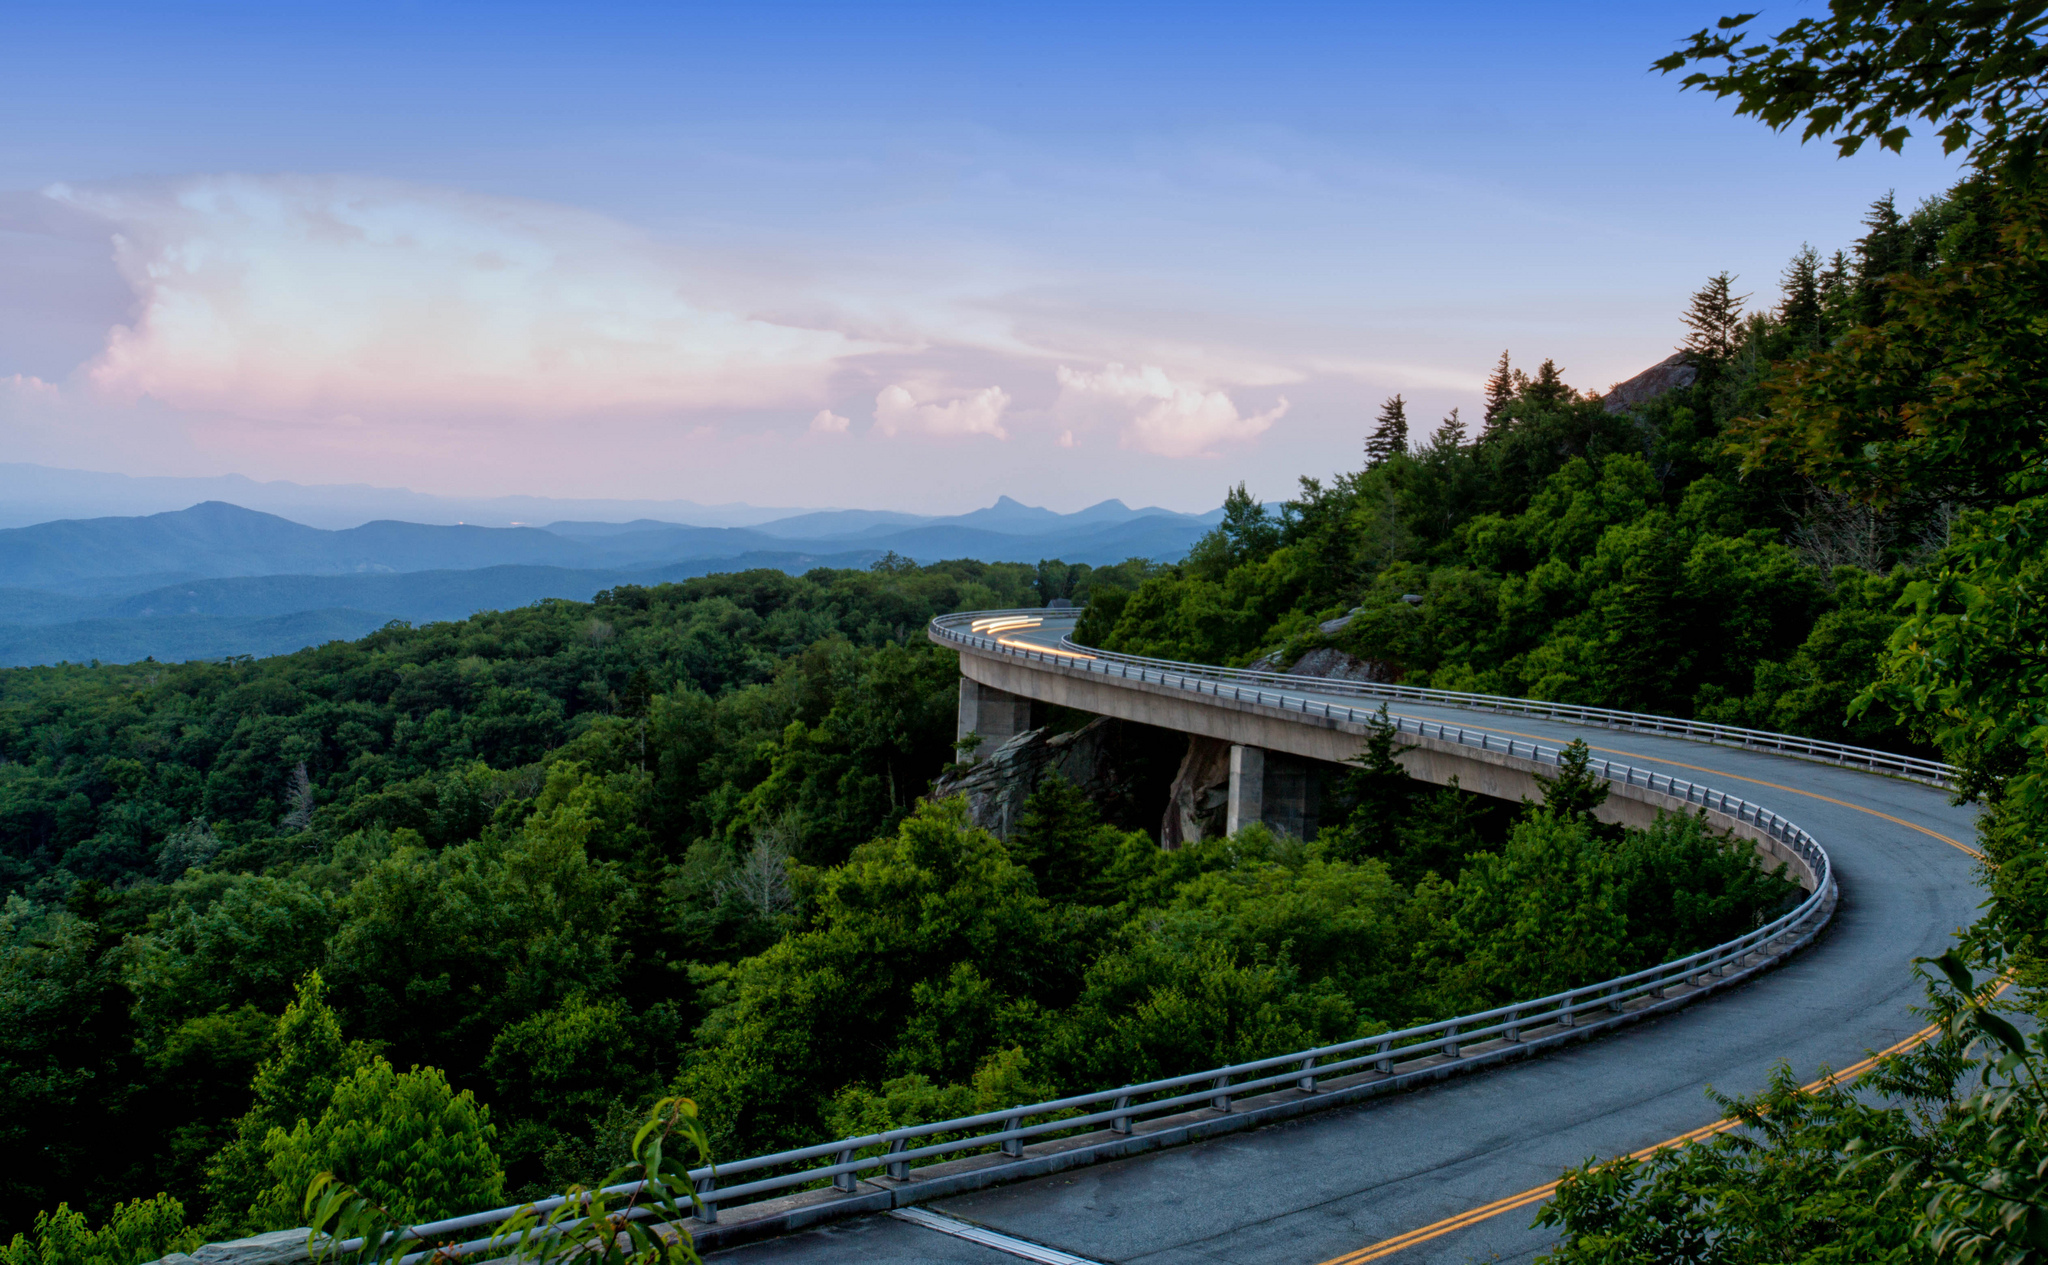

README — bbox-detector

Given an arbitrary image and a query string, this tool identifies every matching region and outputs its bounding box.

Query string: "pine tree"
[1856,190,1905,280]
[1364,394,1409,467]
[1778,244,1823,350]
[1482,350,1514,429]
[1523,359,1573,407]
[1679,272,1749,362]
[1853,190,1907,324]
[1432,406,1466,448]
[1817,248,1853,338]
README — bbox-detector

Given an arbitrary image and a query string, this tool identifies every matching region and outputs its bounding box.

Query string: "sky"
[0,1,1970,515]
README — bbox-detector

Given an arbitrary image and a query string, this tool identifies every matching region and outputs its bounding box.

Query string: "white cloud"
[809,409,851,433]
[45,175,889,419]
[1054,363,1287,457]
[871,382,1010,439]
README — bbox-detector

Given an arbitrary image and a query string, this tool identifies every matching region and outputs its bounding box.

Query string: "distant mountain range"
[0,463,809,530]
[0,495,1221,667]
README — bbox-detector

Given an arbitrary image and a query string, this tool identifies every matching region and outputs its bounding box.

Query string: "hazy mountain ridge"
[0,463,812,530]
[0,496,1218,592]
[0,493,1220,665]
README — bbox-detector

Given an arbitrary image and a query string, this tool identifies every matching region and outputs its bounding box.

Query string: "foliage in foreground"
[306,1097,710,1265]
[1539,4,2048,1262]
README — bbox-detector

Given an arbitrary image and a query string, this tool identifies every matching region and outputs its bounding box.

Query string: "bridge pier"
[1226,744,1320,839]
[957,680,1043,764]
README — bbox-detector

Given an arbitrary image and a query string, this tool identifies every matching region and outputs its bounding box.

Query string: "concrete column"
[1226,745,1264,836]
[1263,754,1319,841]
[1226,744,1320,839]
[957,680,1043,763]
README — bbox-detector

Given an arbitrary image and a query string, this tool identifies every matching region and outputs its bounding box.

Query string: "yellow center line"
[1318,995,2006,1265]
[1382,711,1982,860]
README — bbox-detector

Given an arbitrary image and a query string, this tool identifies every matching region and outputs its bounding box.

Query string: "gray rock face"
[1161,736,1233,849]
[1603,352,1697,414]
[1285,646,1387,684]
[1317,612,1356,635]
[933,716,1154,839]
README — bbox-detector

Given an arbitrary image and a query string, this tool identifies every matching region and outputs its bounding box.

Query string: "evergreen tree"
[1851,190,1907,324]
[1855,191,1905,279]
[1817,248,1853,338]
[1523,358,1573,407]
[1432,406,1466,448]
[1364,394,1409,467]
[1482,350,1515,430]
[1679,272,1749,362]
[1531,739,1611,822]
[1778,244,1823,350]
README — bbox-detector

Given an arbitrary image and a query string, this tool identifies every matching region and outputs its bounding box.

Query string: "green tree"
[1657,1,2048,174]
[204,973,372,1235]
[257,1060,502,1229]
[0,1196,196,1265]
[1679,272,1749,362]
[1365,395,1409,467]
[1532,739,1611,822]
[1483,350,1515,430]
[1778,243,1825,350]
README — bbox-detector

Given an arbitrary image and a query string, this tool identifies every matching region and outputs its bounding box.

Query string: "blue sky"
[0,1,1968,513]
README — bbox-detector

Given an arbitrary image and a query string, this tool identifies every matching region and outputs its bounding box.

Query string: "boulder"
[1285,646,1388,684]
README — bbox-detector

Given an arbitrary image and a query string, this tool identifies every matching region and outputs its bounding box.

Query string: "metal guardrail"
[930,608,1956,787]
[246,607,1852,1261]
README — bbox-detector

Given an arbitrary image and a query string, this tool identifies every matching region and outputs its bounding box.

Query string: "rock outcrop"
[1603,352,1698,414]
[1160,735,1232,849]
[1286,645,1387,684]
[932,716,1162,839]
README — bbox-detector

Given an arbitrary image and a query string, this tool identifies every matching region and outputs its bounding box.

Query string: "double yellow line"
[1318,1022,1951,1264]
[1313,730,1985,1263]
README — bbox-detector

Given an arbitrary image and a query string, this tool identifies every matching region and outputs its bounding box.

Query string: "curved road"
[717,615,1983,1265]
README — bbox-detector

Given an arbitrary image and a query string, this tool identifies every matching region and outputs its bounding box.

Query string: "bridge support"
[1226,745,1320,839]
[957,680,1043,764]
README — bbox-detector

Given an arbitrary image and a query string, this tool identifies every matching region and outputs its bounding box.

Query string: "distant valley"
[0,495,1218,666]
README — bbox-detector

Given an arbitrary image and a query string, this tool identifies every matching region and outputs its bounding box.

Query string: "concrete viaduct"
[951,611,1822,885]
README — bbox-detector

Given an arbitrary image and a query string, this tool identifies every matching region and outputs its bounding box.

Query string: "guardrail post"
[1504,1010,1521,1042]
[833,1147,858,1192]
[886,1137,910,1181]
[1559,1000,1577,1028]
[694,1175,718,1224]
[1607,987,1624,1013]
[1211,1074,1232,1112]
[1000,1115,1024,1158]
[1112,1094,1133,1134]
[1296,1055,1319,1092]
[1442,1025,1460,1059]
[1376,1039,1394,1074]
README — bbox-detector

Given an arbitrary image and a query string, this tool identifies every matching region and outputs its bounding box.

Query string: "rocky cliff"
[932,716,1172,839]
